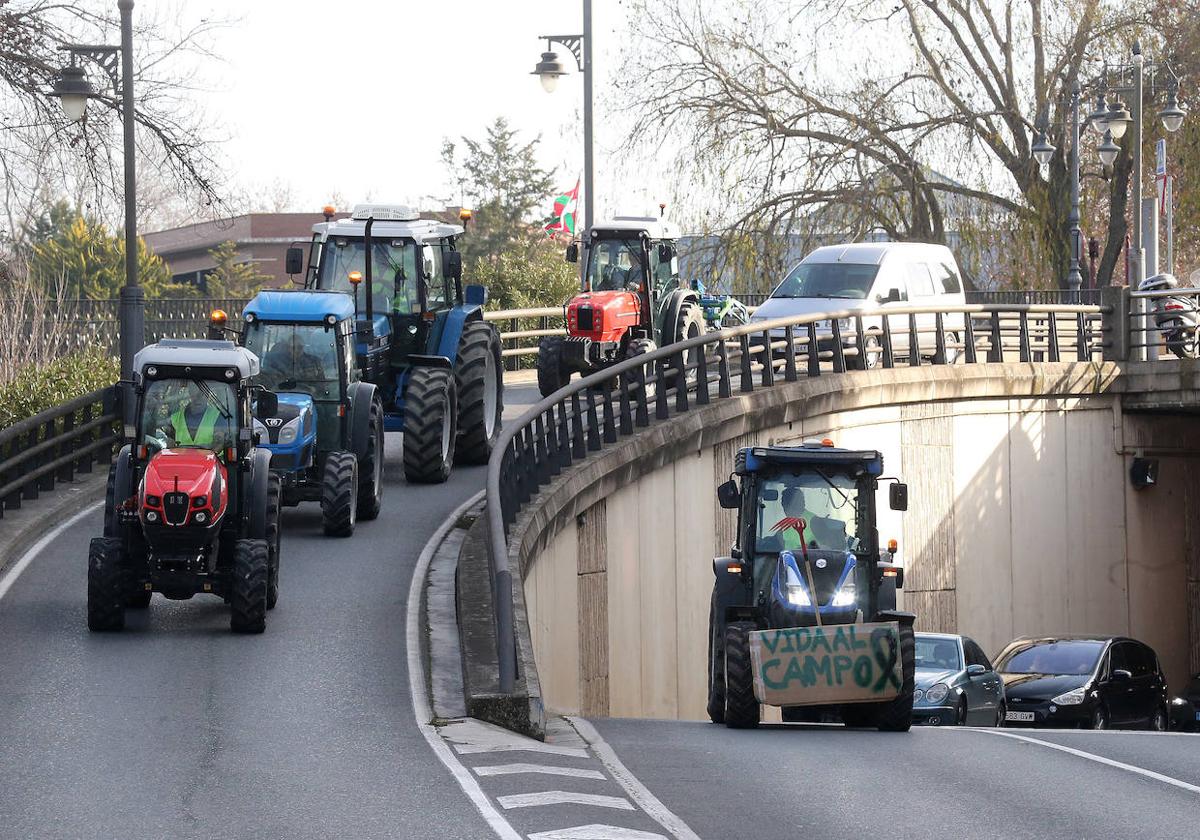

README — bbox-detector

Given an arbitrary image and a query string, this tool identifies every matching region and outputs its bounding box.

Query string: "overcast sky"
[173,0,651,218]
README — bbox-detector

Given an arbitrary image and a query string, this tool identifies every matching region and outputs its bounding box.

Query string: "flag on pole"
[544,179,580,239]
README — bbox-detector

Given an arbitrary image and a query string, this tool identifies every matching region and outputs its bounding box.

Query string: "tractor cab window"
[587,238,646,292]
[423,244,450,310]
[753,470,863,555]
[648,241,677,297]
[140,378,237,454]
[244,323,340,399]
[317,237,420,315]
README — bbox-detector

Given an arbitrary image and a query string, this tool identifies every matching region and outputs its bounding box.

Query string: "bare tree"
[619,0,1155,289]
[0,0,230,246]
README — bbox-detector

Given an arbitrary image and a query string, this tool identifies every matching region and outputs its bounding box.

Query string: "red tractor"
[537,217,706,396]
[89,339,283,633]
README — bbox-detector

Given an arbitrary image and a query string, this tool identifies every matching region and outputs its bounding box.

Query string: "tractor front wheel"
[537,336,569,397]
[266,472,282,608]
[455,321,503,465]
[87,537,125,632]
[321,451,358,537]
[357,398,384,521]
[404,366,458,484]
[706,605,726,724]
[230,538,269,633]
[668,301,704,386]
[723,621,759,729]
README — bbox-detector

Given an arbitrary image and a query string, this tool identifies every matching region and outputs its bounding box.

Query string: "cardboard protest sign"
[749,621,903,707]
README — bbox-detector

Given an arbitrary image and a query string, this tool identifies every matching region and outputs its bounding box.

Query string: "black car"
[994,635,1168,730]
[1170,673,1200,732]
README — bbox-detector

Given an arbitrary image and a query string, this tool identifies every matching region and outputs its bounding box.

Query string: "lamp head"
[49,64,95,123]
[532,50,567,93]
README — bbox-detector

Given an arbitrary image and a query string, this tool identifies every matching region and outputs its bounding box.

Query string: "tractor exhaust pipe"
[363,216,375,327]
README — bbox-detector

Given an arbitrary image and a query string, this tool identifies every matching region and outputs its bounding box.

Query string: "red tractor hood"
[566,290,642,343]
[140,449,228,529]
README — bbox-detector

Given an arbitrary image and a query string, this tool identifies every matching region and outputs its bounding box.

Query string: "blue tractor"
[284,204,502,483]
[213,290,385,537]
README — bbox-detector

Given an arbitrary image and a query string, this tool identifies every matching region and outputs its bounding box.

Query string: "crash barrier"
[483,307,564,371]
[0,386,121,519]
[483,297,1115,697]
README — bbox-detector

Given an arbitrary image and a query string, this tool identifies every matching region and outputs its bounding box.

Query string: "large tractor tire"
[455,321,503,465]
[357,398,384,521]
[723,621,760,729]
[321,451,358,537]
[230,538,269,634]
[266,472,282,609]
[625,338,658,403]
[537,336,569,397]
[667,301,705,386]
[87,537,125,632]
[403,366,457,484]
[125,587,152,609]
[706,608,726,724]
[871,622,916,732]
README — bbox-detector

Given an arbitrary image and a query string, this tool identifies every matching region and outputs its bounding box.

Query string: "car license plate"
[1006,711,1035,722]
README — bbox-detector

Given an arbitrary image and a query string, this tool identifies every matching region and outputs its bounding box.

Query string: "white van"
[749,242,967,368]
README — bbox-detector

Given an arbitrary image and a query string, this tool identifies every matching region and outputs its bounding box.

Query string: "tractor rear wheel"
[537,336,569,397]
[357,398,384,521]
[404,366,457,484]
[230,538,269,633]
[625,338,658,404]
[87,537,125,632]
[706,606,726,724]
[266,472,282,609]
[455,321,503,465]
[321,451,358,537]
[872,622,916,732]
[723,621,759,729]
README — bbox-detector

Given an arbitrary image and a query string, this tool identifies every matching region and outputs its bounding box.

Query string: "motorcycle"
[1138,273,1200,359]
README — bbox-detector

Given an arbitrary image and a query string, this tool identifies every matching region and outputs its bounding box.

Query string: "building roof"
[244,290,356,324]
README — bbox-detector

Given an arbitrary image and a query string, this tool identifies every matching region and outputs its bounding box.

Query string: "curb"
[0,472,107,579]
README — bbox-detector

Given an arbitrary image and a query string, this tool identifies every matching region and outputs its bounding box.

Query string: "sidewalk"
[0,473,106,577]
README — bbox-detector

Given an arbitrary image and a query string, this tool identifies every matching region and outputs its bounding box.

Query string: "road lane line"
[529,827,666,840]
[406,490,522,840]
[0,502,101,603]
[979,729,1200,795]
[567,718,703,840]
[497,792,634,811]
[455,742,590,758]
[474,763,606,780]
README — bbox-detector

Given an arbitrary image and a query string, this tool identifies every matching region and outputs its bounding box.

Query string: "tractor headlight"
[194,511,208,524]
[145,495,161,507]
[786,583,811,607]
[830,579,857,607]
[146,510,159,523]
[925,683,950,704]
[278,416,302,445]
[1051,687,1087,705]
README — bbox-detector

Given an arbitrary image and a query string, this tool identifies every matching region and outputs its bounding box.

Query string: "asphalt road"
[0,378,542,840]
[590,719,1200,839]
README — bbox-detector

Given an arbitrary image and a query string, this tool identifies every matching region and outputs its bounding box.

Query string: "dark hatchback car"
[995,636,1169,730]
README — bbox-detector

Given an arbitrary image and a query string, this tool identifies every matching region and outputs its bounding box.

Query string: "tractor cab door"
[647,239,680,333]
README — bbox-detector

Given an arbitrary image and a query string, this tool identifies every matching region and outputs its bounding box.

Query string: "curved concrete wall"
[511,363,1200,719]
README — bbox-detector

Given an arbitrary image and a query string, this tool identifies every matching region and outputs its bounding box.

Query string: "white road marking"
[528,825,667,839]
[455,742,590,759]
[0,502,101,603]
[474,763,606,780]
[980,729,1200,795]
[568,718,703,840]
[406,490,522,840]
[497,792,634,811]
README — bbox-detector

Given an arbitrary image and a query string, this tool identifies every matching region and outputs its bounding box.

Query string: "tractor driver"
[367,242,416,314]
[262,330,326,388]
[770,485,848,551]
[622,249,645,291]
[154,382,234,452]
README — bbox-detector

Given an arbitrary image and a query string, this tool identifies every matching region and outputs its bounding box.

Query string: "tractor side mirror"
[565,243,579,263]
[658,242,676,262]
[966,664,987,678]
[256,390,279,419]
[717,479,741,509]
[464,284,487,306]
[889,482,908,511]
[285,247,304,276]
[445,251,463,282]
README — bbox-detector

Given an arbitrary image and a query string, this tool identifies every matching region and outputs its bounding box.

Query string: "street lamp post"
[531,0,594,259]
[1031,85,1084,293]
[49,0,142,427]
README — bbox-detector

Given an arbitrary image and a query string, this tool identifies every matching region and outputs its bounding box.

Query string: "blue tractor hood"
[244,289,355,324]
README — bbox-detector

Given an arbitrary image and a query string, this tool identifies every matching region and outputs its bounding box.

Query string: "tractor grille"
[576,307,594,332]
[162,492,190,526]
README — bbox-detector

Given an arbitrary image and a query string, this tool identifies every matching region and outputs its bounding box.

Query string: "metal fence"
[0,386,121,519]
[483,300,1111,692]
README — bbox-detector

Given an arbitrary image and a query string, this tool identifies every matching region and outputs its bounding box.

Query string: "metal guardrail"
[1127,286,1200,360]
[0,387,121,519]
[483,301,1110,692]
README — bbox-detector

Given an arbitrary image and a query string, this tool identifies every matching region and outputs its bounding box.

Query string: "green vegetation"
[0,348,119,430]
[203,240,271,298]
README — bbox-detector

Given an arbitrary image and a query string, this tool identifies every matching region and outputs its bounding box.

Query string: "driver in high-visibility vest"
[160,384,230,451]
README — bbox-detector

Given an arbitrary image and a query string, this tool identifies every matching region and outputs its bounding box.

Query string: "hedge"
[0,349,119,431]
